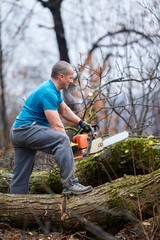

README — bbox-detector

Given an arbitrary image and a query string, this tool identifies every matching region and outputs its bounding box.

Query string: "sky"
[2,0,147,69]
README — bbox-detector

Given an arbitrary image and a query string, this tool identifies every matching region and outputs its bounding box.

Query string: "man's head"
[51,61,73,90]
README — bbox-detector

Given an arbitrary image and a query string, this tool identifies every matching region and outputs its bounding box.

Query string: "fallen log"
[0,169,160,234]
[75,136,160,187]
[0,137,160,194]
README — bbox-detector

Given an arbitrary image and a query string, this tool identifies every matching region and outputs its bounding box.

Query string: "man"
[10,61,93,195]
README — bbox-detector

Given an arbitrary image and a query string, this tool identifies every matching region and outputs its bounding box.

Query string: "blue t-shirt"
[13,79,63,127]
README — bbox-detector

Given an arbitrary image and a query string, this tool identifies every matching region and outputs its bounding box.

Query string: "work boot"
[62,177,93,196]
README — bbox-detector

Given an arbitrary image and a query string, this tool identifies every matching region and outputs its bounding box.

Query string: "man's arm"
[45,102,91,134]
[44,109,66,134]
[58,101,81,125]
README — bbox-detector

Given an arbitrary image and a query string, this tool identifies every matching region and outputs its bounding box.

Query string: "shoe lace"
[72,183,85,190]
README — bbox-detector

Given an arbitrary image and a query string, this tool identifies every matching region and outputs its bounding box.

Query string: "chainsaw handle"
[83,125,100,157]
[79,124,100,135]
[91,124,100,137]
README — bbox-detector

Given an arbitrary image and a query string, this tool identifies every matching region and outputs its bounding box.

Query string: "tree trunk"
[0,169,160,235]
[37,0,78,111]
[49,0,70,62]
[0,137,160,194]
[49,1,78,111]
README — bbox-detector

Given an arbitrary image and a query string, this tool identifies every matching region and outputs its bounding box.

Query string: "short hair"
[51,61,72,79]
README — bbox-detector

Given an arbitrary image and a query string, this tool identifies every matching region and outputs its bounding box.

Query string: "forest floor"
[0,216,160,240]
[0,222,81,240]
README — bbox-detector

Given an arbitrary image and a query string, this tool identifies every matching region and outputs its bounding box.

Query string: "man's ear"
[59,73,64,80]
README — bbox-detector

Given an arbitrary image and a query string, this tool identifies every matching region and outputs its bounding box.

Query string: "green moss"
[73,137,160,189]
[0,169,12,193]
[75,153,103,186]
[116,137,160,172]
[30,169,62,194]
[46,169,62,193]
[30,171,49,194]
[104,169,160,221]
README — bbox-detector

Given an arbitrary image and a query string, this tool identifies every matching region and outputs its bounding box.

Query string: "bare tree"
[73,61,160,136]
[68,1,160,136]
[37,0,77,111]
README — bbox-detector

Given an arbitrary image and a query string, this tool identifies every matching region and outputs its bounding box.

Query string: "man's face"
[61,68,74,89]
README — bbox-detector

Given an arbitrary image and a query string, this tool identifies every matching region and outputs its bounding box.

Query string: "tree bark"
[0,169,160,234]
[47,0,70,63]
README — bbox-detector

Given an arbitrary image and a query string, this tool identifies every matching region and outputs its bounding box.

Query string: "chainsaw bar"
[103,131,129,148]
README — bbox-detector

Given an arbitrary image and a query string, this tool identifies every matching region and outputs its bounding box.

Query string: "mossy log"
[75,136,160,186]
[0,137,160,194]
[0,169,160,235]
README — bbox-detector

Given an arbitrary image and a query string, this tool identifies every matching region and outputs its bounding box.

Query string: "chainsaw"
[72,125,129,159]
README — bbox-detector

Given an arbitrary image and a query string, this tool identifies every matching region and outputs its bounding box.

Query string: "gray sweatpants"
[10,122,75,194]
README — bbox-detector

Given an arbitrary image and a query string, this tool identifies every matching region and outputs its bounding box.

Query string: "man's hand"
[79,120,91,133]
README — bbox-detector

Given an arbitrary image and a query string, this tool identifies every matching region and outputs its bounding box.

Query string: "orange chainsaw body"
[73,134,88,149]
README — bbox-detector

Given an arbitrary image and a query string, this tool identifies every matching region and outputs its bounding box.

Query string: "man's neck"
[51,78,60,91]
